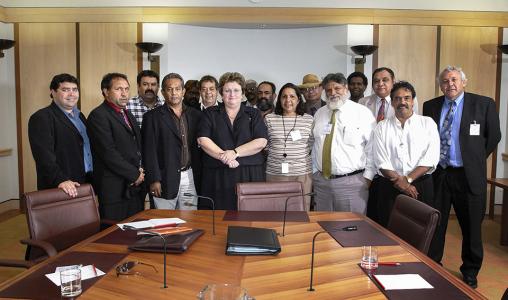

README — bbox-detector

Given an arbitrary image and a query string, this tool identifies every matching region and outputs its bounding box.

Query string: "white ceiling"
[0,0,507,11]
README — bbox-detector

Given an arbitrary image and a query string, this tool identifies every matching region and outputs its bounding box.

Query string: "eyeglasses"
[115,261,158,277]
[302,86,319,93]
[223,89,242,95]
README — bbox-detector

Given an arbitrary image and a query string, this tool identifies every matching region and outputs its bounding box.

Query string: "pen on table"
[92,264,98,276]
[150,223,177,229]
[378,262,401,266]
[341,225,357,231]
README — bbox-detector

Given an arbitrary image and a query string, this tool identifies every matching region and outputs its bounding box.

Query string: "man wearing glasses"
[299,73,326,116]
[28,73,93,197]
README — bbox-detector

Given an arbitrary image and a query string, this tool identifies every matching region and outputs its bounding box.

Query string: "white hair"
[437,66,467,83]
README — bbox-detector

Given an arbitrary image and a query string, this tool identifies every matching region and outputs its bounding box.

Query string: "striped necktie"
[376,98,386,123]
[439,101,456,168]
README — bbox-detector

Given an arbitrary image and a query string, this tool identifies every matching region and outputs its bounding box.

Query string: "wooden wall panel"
[439,26,498,99]
[377,25,438,111]
[18,23,77,193]
[439,26,499,188]
[79,23,138,116]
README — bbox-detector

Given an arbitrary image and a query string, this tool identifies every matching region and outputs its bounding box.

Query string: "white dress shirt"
[358,94,419,119]
[312,100,376,179]
[371,114,440,177]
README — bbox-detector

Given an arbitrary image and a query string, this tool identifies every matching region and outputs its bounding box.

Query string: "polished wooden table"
[487,178,508,245]
[0,210,485,299]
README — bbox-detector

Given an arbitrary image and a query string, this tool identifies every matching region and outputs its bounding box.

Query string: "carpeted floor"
[0,211,507,298]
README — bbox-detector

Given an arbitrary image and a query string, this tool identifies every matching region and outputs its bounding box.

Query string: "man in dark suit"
[28,73,93,197]
[423,66,501,288]
[142,73,201,210]
[87,73,145,221]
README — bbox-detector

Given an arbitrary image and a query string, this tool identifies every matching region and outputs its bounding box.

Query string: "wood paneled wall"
[17,23,77,193]
[79,23,138,116]
[377,25,438,111]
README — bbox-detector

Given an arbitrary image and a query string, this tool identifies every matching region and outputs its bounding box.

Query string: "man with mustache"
[359,67,419,122]
[126,70,164,128]
[197,75,222,111]
[300,73,326,116]
[311,73,376,213]
[256,81,276,117]
[423,66,501,288]
[368,81,440,227]
[88,73,145,221]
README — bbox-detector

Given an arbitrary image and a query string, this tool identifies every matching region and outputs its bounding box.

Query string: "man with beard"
[311,73,376,213]
[88,73,145,221]
[142,73,201,210]
[347,71,368,102]
[368,81,440,227]
[244,79,258,107]
[126,70,164,128]
[256,81,276,117]
[300,73,326,116]
[198,75,222,111]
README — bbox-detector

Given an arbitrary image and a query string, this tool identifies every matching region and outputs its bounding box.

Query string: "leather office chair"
[236,181,305,211]
[387,194,440,255]
[0,184,102,268]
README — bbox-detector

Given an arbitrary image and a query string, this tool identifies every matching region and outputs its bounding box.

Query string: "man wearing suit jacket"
[142,73,201,210]
[423,66,501,288]
[28,73,93,197]
[88,73,145,221]
[359,67,419,122]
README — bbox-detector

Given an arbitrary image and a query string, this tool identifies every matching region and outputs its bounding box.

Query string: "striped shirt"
[126,95,165,128]
[265,113,314,176]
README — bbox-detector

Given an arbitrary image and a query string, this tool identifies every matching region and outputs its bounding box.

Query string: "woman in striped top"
[265,83,314,210]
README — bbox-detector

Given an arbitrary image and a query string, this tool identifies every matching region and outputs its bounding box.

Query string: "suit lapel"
[459,93,471,137]
[50,102,82,139]
[430,97,445,129]
[104,103,134,133]
[160,105,181,141]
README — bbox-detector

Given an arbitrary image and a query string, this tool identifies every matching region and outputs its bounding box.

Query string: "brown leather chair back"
[23,184,100,260]
[387,194,440,255]
[236,181,305,211]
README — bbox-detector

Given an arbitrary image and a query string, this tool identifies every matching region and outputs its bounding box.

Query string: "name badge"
[323,123,333,135]
[470,123,480,136]
[281,162,289,174]
[290,130,302,141]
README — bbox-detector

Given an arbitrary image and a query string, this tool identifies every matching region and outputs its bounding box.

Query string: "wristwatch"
[406,176,413,184]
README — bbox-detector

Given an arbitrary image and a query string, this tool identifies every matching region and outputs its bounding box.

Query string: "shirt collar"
[54,101,80,117]
[376,95,391,103]
[444,92,465,107]
[105,100,125,113]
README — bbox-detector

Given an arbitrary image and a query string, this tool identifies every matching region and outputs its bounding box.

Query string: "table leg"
[501,189,508,246]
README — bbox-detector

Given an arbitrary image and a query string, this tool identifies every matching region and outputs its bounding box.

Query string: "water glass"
[197,283,254,300]
[361,246,378,270]
[60,266,82,298]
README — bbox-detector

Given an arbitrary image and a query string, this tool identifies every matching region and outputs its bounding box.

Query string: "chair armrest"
[100,219,117,226]
[20,238,58,257]
[0,259,33,269]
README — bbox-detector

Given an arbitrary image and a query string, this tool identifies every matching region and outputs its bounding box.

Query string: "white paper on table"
[373,274,434,290]
[117,218,186,230]
[45,265,105,286]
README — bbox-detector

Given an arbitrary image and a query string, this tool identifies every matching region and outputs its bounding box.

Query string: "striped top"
[265,113,314,176]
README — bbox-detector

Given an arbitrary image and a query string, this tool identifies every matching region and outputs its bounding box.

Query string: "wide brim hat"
[298,73,321,89]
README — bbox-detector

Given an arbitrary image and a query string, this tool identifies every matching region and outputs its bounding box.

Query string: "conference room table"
[0,210,485,299]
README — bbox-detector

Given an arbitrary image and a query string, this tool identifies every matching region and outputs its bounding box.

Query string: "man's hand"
[133,168,145,186]
[58,180,80,197]
[391,175,410,191]
[402,184,419,199]
[150,181,162,197]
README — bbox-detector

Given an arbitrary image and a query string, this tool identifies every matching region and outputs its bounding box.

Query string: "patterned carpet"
[0,211,506,298]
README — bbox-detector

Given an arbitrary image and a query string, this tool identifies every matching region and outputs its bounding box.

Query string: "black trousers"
[428,166,485,278]
[367,174,435,228]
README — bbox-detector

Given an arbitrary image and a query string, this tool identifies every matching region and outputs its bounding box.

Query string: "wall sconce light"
[351,45,378,72]
[0,39,15,58]
[499,45,508,55]
[135,42,163,62]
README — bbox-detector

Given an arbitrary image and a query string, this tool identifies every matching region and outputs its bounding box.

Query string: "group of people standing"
[28,65,500,289]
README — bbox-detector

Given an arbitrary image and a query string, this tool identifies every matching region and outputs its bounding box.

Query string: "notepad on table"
[117,218,186,230]
[373,274,434,290]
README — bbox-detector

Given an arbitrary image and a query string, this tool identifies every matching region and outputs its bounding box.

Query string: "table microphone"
[183,193,216,235]
[123,225,168,288]
[281,192,315,237]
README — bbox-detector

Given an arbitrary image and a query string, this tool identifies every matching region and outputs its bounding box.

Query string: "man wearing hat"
[300,74,326,116]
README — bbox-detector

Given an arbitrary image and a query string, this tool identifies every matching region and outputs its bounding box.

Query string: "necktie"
[376,98,386,123]
[120,109,132,130]
[439,101,456,168]
[322,109,338,179]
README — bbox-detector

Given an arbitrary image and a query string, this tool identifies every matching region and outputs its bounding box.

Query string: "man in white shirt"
[367,81,440,227]
[359,67,418,122]
[198,75,221,111]
[312,73,376,213]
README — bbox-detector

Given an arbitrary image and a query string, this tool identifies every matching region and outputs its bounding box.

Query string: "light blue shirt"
[439,92,464,167]
[57,104,93,173]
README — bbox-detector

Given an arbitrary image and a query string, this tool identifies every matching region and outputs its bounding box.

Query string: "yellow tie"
[322,109,337,179]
